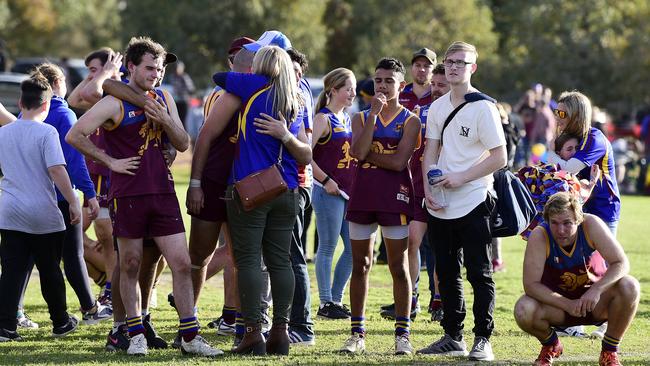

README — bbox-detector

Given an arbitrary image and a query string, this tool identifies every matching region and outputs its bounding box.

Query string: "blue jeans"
[312,185,352,304]
[605,221,618,237]
[289,187,314,335]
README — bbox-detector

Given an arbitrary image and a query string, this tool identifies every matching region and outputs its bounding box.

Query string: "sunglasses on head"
[553,109,568,119]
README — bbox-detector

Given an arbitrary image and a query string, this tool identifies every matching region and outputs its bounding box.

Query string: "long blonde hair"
[315,68,355,113]
[557,91,592,141]
[252,46,301,122]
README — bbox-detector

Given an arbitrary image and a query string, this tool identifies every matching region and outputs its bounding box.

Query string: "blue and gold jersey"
[574,127,620,222]
[312,107,356,194]
[220,72,302,189]
[540,222,607,300]
[347,106,416,215]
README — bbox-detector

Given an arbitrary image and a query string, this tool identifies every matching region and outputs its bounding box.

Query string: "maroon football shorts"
[110,193,185,239]
[346,210,411,226]
[189,177,228,223]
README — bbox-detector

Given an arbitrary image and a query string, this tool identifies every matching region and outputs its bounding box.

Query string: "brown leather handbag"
[234,145,288,211]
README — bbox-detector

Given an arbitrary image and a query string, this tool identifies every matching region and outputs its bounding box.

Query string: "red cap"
[228,37,255,56]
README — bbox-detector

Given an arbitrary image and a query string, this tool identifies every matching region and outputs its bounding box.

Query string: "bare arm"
[187,92,241,215]
[437,145,507,189]
[67,77,94,110]
[350,93,386,160]
[523,227,576,313]
[422,138,441,210]
[365,115,420,171]
[143,92,190,152]
[546,150,588,173]
[253,112,312,165]
[0,102,16,126]
[48,165,81,225]
[65,96,140,176]
[80,53,122,104]
[102,79,149,108]
[578,215,629,313]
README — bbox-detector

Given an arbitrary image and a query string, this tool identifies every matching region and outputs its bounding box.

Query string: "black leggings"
[0,229,70,330]
[19,201,96,311]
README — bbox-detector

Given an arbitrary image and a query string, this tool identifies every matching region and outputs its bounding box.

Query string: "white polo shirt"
[425,92,505,219]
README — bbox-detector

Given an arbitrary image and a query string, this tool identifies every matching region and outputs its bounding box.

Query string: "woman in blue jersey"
[547,90,621,340]
[212,45,312,356]
[548,91,620,235]
[311,68,357,320]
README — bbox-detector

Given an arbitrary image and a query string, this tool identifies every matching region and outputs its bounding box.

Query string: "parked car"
[11,57,88,94]
[0,72,29,115]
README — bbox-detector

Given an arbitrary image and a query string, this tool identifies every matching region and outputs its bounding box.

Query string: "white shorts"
[348,222,409,240]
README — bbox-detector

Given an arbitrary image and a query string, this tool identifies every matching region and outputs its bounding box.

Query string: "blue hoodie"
[44,95,96,202]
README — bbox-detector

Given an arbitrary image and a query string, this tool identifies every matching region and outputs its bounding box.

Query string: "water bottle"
[427,164,447,207]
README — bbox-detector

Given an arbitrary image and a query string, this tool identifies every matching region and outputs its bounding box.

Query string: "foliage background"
[2,0,650,113]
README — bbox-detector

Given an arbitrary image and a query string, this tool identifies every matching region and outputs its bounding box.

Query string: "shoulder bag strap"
[440,101,469,147]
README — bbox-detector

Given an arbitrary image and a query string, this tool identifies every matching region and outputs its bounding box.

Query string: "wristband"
[320,176,331,185]
[281,132,292,144]
[189,179,202,188]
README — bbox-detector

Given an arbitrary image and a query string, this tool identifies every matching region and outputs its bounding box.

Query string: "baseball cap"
[411,48,437,65]
[164,52,178,65]
[243,30,292,52]
[228,37,255,56]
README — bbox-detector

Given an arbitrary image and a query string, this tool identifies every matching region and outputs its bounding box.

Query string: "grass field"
[2,161,649,365]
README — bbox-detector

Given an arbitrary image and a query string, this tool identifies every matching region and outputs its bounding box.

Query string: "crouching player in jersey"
[67,36,222,357]
[514,192,639,366]
[340,58,420,355]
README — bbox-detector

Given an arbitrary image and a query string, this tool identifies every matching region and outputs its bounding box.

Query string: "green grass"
[2,162,650,365]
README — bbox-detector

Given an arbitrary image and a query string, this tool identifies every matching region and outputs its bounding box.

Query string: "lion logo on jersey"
[559,270,590,292]
[337,141,356,169]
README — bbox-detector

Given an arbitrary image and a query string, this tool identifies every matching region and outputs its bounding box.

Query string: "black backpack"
[490,168,536,238]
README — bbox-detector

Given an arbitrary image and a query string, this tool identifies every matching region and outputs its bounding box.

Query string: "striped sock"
[126,316,145,337]
[103,282,112,298]
[351,316,365,336]
[602,333,620,352]
[235,312,245,336]
[179,316,199,342]
[395,316,410,337]
[222,306,236,324]
[540,328,558,346]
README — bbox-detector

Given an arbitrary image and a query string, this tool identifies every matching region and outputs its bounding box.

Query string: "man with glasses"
[418,41,506,361]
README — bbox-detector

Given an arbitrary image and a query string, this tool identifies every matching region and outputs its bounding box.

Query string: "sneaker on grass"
[317,302,350,320]
[417,334,468,356]
[0,328,23,342]
[82,303,112,325]
[17,313,39,329]
[591,322,608,340]
[395,334,413,355]
[340,333,365,354]
[207,316,235,336]
[52,315,79,338]
[127,333,147,356]
[143,313,168,349]
[468,336,494,361]
[105,324,129,352]
[533,339,563,366]
[180,335,224,357]
[288,328,315,346]
[555,325,587,337]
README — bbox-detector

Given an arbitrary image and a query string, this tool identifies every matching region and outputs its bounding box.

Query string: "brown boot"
[265,323,289,355]
[232,323,265,355]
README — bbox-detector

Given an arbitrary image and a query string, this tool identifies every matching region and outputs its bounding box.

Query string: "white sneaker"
[395,334,414,355]
[17,314,39,329]
[181,335,224,357]
[340,333,365,354]
[468,336,494,361]
[591,322,608,339]
[127,333,148,356]
[555,325,587,338]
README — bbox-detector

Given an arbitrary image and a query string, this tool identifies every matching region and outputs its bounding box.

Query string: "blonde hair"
[543,192,584,225]
[252,46,301,122]
[315,68,355,113]
[33,62,65,87]
[444,41,478,62]
[557,91,592,140]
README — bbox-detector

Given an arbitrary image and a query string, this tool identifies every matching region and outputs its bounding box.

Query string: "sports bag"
[490,168,536,238]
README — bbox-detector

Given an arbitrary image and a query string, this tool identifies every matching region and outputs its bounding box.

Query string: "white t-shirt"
[425,92,505,219]
[0,119,66,234]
